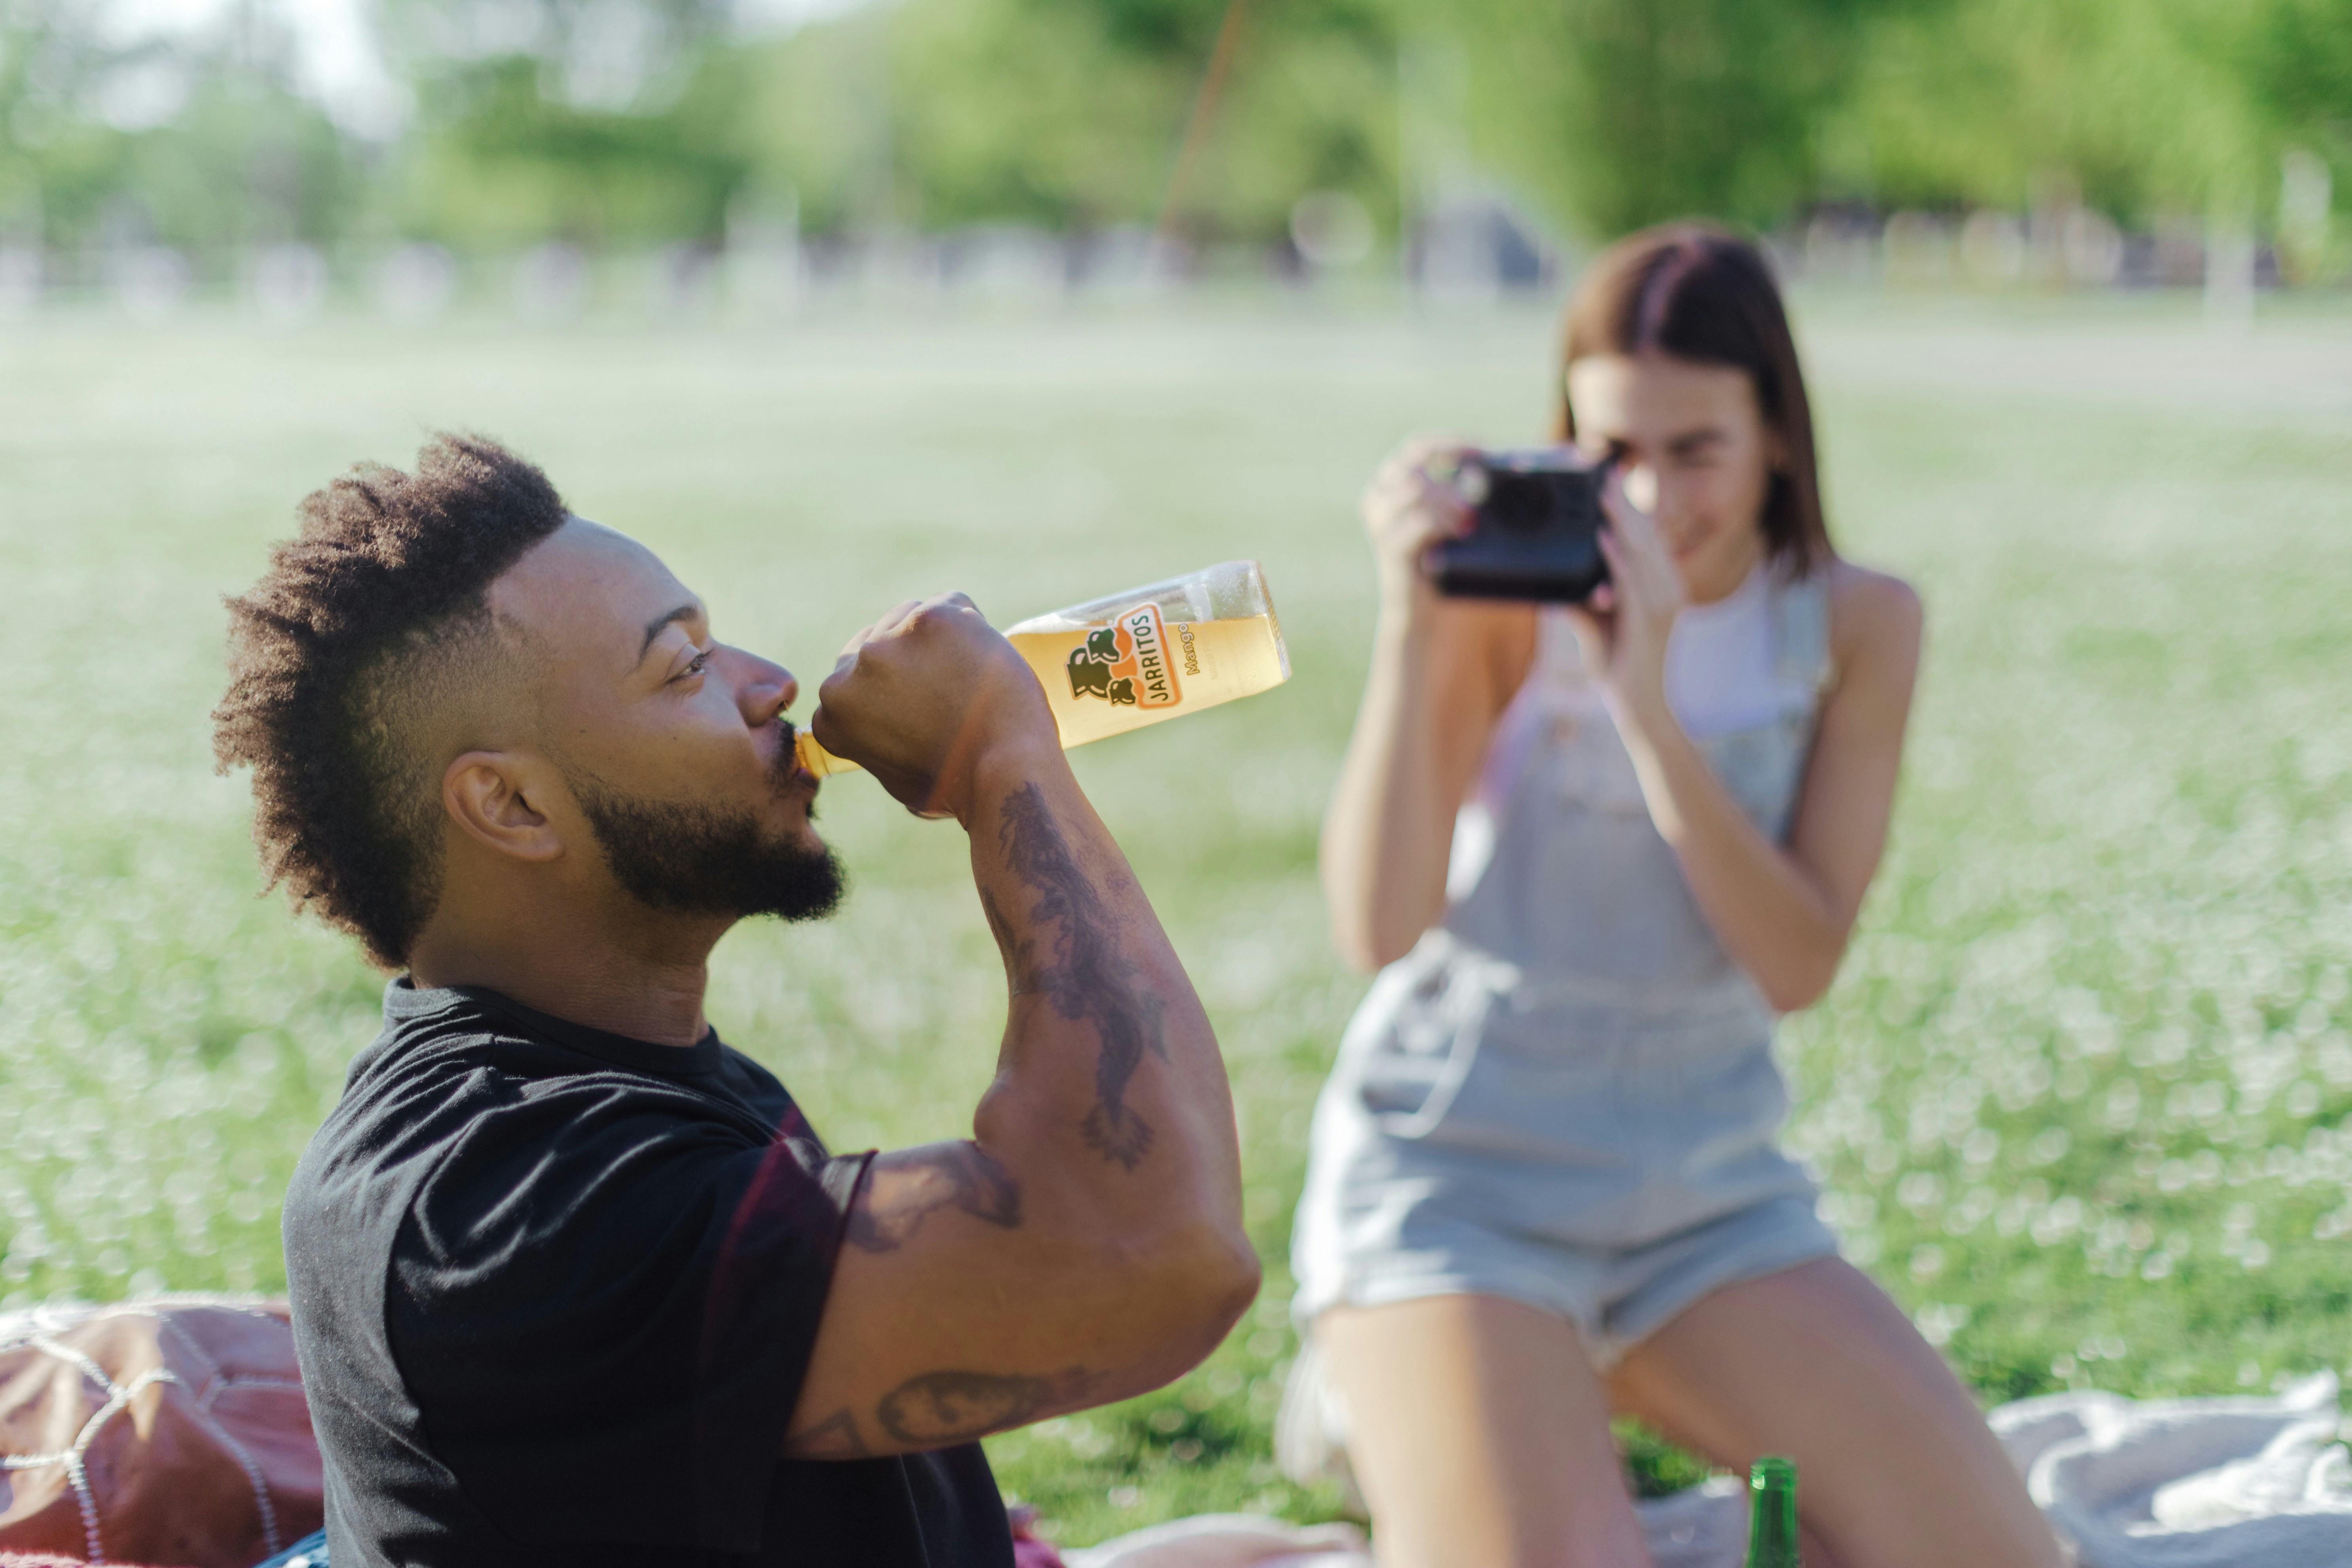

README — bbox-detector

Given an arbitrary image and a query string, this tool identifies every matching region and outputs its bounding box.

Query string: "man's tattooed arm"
[843,1143,1022,1253]
[783,1407,872,1460]
[777,620,1252,1469]
[994,782,1169,1168]
[874,1367,1100,1447]
[977,885,1033,996]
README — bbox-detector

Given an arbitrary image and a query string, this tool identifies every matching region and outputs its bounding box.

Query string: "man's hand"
[810,593,1061,821]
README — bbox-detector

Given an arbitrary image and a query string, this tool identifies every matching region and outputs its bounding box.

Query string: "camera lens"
[1484,475,1550,536]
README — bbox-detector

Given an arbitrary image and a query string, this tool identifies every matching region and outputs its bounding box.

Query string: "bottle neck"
[1745,1457,1800,1567]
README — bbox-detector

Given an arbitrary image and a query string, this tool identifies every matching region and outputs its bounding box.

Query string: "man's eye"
[679,649,713,679]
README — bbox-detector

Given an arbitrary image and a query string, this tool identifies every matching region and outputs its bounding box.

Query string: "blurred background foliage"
[0,0,2345,267]
[1841,0,2352,218]
[1446,0,1907,239]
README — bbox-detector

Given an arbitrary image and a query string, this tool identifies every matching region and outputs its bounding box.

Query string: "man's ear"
[442,752,565,863]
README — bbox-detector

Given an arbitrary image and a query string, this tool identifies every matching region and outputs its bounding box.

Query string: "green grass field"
[2,292,2349,1546]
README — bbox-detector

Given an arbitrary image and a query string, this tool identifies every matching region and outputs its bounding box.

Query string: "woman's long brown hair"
[1556,223,1833,577]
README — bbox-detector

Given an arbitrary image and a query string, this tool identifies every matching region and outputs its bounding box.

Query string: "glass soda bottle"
[1745,1455,1800,1568]
[796,560,1291,777]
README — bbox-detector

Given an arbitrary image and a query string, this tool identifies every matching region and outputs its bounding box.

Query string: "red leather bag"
[0,1298,322,1568]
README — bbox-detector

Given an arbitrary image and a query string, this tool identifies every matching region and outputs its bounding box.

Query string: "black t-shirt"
[282,980,1012,1568]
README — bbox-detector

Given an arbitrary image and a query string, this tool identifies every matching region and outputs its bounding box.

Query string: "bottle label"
[1064,603,1184,710]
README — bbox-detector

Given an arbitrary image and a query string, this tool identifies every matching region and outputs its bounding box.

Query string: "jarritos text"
[1064,604,1184,710]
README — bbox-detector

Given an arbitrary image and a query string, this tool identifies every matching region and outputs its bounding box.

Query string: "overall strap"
[1769,566,1836,702]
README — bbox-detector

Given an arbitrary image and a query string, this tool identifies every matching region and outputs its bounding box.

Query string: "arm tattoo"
[875,1366,1097,1447]
[977,886,1031,995]
[845,1143,1022,1253]
[996,782,1169,1169]
[785,1408,872,1460]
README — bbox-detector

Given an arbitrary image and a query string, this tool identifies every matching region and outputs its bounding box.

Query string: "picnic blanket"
[1065,1373,2352,1568]
[9,1297,2352,1567]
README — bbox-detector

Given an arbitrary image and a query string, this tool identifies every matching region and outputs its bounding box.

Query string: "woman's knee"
[1318,1296,1653,1568]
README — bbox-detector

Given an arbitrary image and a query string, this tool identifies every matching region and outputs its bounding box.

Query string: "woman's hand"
[1564,473,1686,740]
[1361,436,1476,619]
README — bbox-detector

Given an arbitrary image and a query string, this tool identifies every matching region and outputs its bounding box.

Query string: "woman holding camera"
[1287,226,2059,1568]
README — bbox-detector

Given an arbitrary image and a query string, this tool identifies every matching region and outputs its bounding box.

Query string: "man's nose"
[729,649,796,725]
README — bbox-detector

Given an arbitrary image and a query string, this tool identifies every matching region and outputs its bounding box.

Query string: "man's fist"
[811,593,1061,821]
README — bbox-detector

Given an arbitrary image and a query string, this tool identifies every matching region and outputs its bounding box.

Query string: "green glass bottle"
[1745,1455,1800,1568]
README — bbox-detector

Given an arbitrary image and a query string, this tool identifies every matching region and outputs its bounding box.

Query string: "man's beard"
[567,725,845,923]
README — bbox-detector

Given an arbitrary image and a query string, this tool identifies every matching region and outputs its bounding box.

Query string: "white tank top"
[1664,562,1807,740]
[1449,562,1826,898]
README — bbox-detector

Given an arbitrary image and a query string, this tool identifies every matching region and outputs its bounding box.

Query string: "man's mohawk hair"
[212,434,569,968]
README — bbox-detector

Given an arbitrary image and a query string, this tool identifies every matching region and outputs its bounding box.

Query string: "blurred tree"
[2235,0,2352,140]
[1429,0,1926,238]
[4,0,2342,266]
[390,51,751,244]
[1841,0,2352,228]
[878,0,1204,233]
[376,0,751,245]
[379,0,735,111]
[1168,0,1399,242]
[0,1,359,262]
[758,0,1401,243]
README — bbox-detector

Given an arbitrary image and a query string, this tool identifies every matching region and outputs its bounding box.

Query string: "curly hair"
[212,435,571,969]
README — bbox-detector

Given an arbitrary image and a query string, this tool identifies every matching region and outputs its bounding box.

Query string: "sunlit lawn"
[2,289,2348,1546]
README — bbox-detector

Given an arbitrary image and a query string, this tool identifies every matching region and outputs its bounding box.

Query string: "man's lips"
[770,721,820,794]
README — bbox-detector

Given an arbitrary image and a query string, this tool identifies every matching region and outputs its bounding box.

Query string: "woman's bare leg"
[1318,1294,1653,1568]
[1605,1259,2063,1568]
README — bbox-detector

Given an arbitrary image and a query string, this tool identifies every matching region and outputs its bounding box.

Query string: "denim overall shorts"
[1289,568,1841,1383]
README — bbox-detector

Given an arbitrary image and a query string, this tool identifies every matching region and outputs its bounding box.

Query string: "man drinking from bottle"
[215,435,1260,1568]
